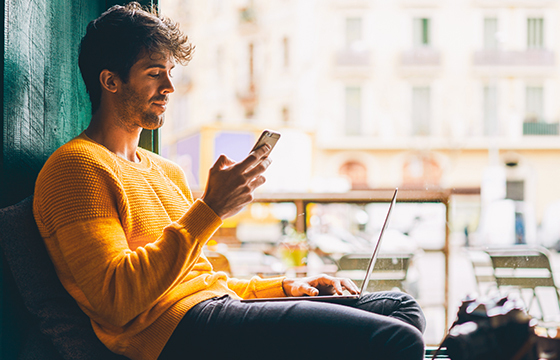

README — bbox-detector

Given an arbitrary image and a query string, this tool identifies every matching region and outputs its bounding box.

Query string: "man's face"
[117,51,175,130]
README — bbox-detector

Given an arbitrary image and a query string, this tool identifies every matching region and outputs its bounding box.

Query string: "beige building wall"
[159,0,560,234]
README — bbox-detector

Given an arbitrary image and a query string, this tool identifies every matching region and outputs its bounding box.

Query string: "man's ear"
[99,69,120,94]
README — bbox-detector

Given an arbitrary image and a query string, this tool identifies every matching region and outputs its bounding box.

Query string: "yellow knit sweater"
[33,132,286,360]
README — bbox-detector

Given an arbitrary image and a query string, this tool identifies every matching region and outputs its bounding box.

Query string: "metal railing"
[523,122,560,136]
[474,50,555,67]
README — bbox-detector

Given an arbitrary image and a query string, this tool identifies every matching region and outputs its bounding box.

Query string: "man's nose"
[161,74,175,94]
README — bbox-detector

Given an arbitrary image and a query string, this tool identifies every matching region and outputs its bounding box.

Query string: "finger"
[252,143,272,155]
[244,157,272,178]
[302,285,319,297]
[332,280,344,295]
[248,175,267,192]
[239,144,271,169]
[212,154,235,170]
[341,278,360,294]
[311,275,340,295]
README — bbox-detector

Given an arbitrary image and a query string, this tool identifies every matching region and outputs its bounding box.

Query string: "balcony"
[399,48,441,76]
[335,48,371,67]
[330,0,371,8]
[523,122,559,136]
[401,48,440,66]
[472,0,556,8]
[474,50,555,67]
[399,0,441,7]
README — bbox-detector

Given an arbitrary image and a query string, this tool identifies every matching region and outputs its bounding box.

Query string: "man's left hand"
[282,275,360,297]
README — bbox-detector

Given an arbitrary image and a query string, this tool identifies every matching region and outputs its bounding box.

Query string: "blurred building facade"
[159,0,560,245]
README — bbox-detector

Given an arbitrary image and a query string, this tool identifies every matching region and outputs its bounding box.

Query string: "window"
[527,18,544,49]
[413,18,430,47]
[483,18,499,50]
[282,37,290,68]
[345,86,362,136]
[248,42,255,86]
[403,153,442,188]
[506,180,525,201]
[282,106,290,124]
[216,46,224,78]
[525,86,544,122]
[346,17,362,48]
[339,161,369,190]
[483,85,498,136]
[411,87,431,136]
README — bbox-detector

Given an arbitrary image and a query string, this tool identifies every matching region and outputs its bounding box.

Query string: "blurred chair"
[336,253,413,292]
[466,249,497,295]
[485,247,560,320]
[205,251,232,275]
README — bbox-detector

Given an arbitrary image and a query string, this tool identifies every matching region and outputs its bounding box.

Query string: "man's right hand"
[201,145,272,219]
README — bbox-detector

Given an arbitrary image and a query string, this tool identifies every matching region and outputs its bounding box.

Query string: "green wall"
[1,0,156,357]
[1,0,103,208]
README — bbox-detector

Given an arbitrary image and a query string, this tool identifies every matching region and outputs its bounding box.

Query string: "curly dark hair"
[78,2,194,113]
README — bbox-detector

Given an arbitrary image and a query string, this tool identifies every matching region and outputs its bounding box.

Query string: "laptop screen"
[357,188,398,294]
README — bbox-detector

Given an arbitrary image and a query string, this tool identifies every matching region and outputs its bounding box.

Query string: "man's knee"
[357,291,426,333]
[383,321,425,360]
[397,292,426,333]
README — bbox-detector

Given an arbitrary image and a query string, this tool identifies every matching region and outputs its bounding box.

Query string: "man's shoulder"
[47,135,113,168]
[39,136,117,183]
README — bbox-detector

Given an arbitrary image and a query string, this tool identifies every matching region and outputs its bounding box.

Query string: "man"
[33,3,425,360]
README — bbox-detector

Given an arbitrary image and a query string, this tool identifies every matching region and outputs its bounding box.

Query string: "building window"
[345,86,362,136]
[506,180,525,201]
[282,106,290,124]
[345,17,363,48]
[216,46,224,79]
[282,37,290,68]
[483,85,498,136]
[527,18,544,49]
[413,18,430,47]
[402,152,442,188]
[339,161,369,190]
[525,86,544,123]
[483,18,499,50]
[411,87,431,136]
[248,42,255,86]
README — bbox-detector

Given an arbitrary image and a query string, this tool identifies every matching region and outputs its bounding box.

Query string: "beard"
[118,85,167,131]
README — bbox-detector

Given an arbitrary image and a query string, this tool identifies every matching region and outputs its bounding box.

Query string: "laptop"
[241,188,398,303]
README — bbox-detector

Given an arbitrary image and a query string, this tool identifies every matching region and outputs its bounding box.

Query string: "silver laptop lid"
[358,188,398,294]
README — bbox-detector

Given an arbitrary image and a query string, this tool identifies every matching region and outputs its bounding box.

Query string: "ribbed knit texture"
[33,132,286,360]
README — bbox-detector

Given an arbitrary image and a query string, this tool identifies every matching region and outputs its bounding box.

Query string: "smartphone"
[250,130,281,153]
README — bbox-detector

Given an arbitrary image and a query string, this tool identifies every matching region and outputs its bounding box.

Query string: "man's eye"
[149,73,159,78]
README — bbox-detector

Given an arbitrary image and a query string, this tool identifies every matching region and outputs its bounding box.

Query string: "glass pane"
[345,86,362,136]
[412,87,431,136]
[346,17,362,47]
[483,86,498,136]
[422,19,430,45]
[528,18,544,49]
[484,18,498,50]
[413,18,430,47]
[525,86,544,122]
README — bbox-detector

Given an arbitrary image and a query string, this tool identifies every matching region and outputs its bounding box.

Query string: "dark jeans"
[158,291,426,360]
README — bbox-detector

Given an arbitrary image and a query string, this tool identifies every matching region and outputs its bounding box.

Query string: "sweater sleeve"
[226,276,287,299]
[34,147,222,327]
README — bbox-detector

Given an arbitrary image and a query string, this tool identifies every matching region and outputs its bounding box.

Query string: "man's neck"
[86,111,143,163]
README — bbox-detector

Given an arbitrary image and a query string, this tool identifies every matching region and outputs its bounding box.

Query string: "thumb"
[213,154,234,169]
[302,284,319,297]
